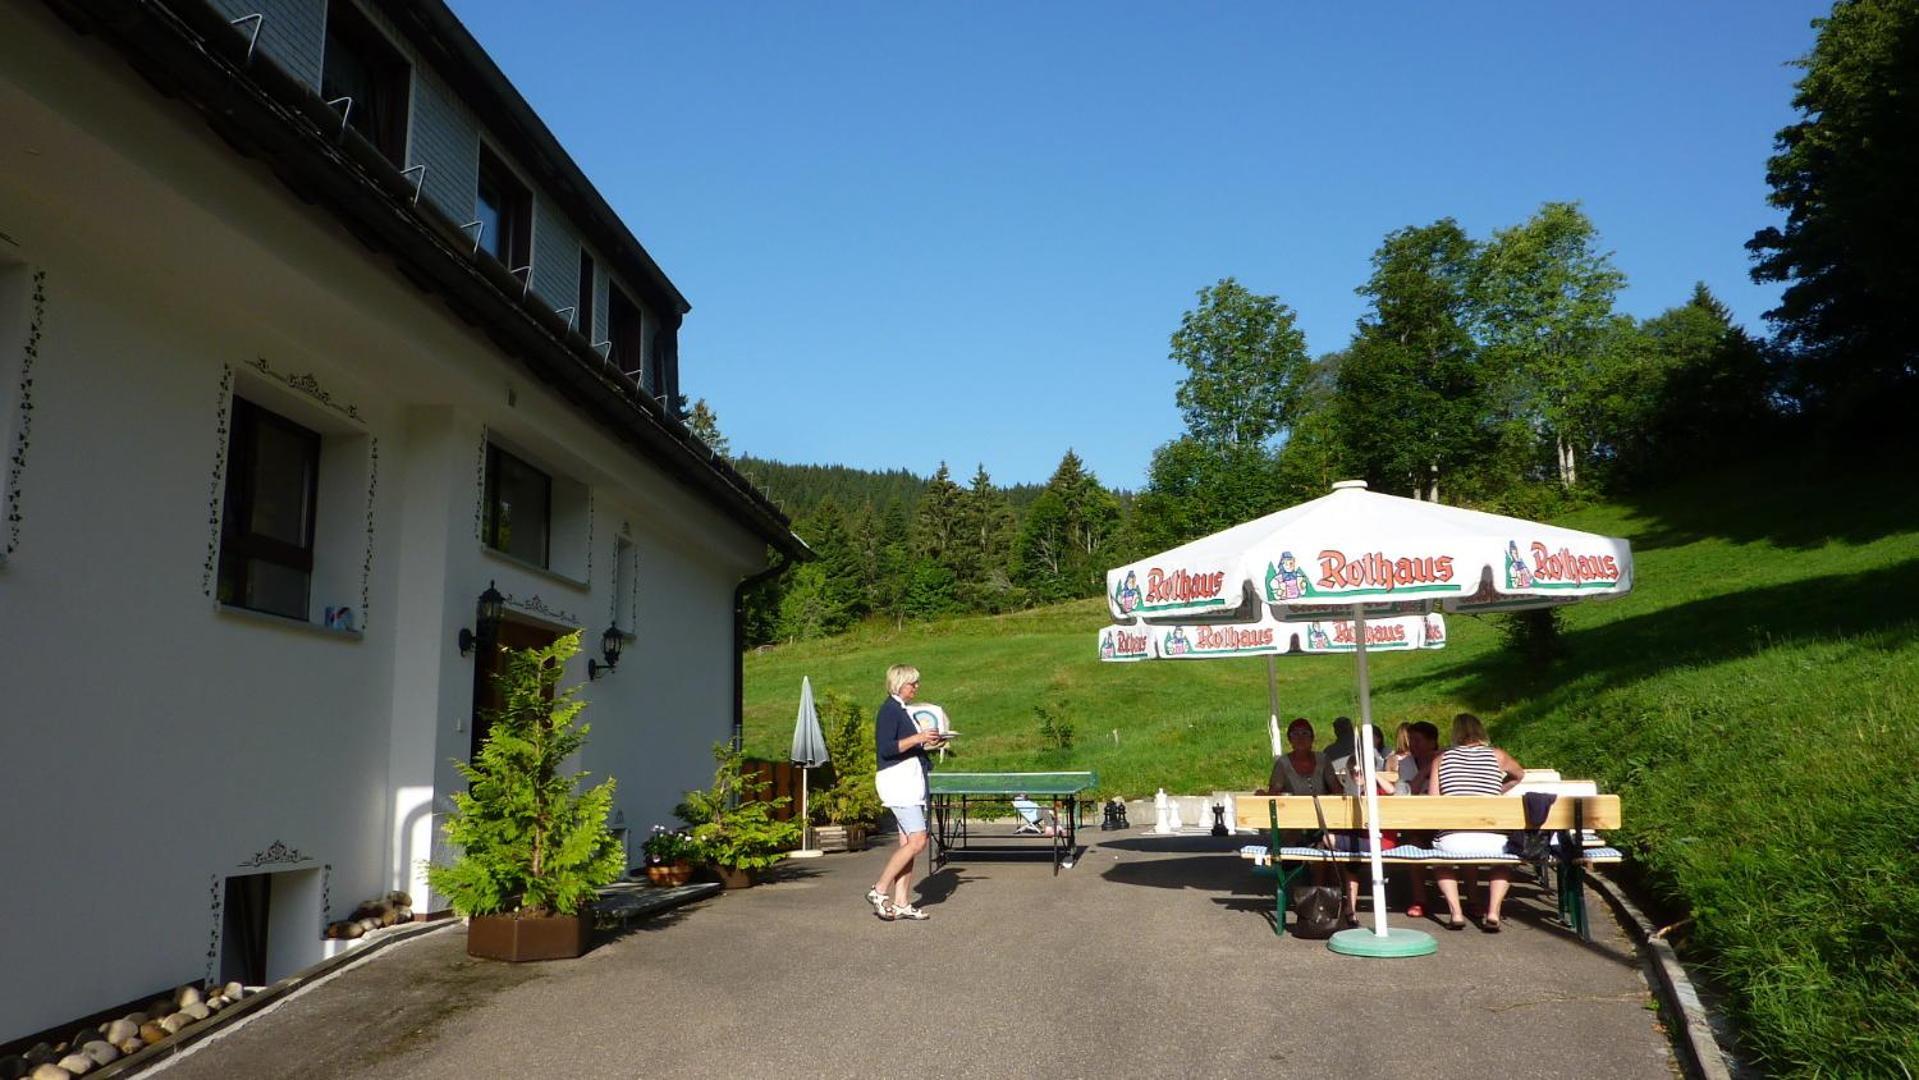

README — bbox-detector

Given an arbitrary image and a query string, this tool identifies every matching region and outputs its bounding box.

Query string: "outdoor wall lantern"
[459,581,508,657]
[588,624,625,680]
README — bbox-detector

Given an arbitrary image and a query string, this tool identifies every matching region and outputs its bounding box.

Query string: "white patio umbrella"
[1099,613,1444,754]
[1106,480,1633,956]
[789,676,829,859]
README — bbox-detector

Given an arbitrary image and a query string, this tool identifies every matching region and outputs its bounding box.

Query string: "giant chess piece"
[1211,803,1228,837]
[1167,798,1183,832]
[1153,788,1172,834]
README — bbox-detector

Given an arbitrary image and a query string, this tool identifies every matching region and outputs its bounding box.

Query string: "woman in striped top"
[1426,713,1525,932]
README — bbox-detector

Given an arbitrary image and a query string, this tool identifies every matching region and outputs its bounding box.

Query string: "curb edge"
[1587,869,1736,1080]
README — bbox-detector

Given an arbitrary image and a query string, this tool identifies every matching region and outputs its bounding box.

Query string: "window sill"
[217,603,365,641]
[480,545,588,591]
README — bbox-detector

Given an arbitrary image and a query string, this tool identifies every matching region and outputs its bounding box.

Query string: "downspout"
[733,550,792,752]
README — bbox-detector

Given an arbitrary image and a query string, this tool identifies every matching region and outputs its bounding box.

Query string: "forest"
[694,0,1915,647]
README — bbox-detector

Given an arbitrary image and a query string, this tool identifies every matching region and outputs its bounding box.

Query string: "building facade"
[0,0,800,1042]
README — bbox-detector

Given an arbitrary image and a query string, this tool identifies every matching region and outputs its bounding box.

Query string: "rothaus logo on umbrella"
[1112,566,1229,615]
[1099,627,1151,660]
[1268,549,1458,599]
[1506,539,1624,590]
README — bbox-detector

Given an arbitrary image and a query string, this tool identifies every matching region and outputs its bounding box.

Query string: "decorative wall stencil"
[237,839,315,868]
[4,269,46,558]
[360,437,379,631]
[321,863,333,933]
[201,365,236,596]
[503,592,581,626]
[473,426,488,540]
[584,489,595,586]
[205,873,224,986]
[244,355,364,423]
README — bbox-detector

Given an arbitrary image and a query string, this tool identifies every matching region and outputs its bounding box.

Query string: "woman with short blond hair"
[867,664,946,921]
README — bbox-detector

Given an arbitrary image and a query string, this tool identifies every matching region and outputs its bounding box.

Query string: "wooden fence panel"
[742,758,801,822]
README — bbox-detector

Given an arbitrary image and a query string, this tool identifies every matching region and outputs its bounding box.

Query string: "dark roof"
[373,0,691,318]
[36,0,805,559]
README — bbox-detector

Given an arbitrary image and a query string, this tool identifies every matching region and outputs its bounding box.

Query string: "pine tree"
[955,464,1019,611]
[686,398,731,458]
[913,462,966,568]
[429,633,623,917]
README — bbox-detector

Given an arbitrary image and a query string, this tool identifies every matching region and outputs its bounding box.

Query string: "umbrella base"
[1328,927,1437,958]
[787,849,825,859]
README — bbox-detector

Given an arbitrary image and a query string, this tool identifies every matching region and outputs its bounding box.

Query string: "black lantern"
[459,581,509,656]
[588,624,625,680]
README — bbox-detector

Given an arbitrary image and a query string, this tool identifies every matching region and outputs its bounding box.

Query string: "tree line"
[706,0,1915,645]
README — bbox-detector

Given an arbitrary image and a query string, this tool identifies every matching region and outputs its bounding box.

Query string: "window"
[218,398,321,620]
[476,147,532,270]
[483,444,551,567]
[320,1,410,166]
[576,250,595,339]
[607,286,643,380]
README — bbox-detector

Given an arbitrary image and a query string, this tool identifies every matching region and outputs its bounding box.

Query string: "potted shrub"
[676,743,802,889]
[641,826,698,886]
[429,632,623,961]
[809,691,881,852]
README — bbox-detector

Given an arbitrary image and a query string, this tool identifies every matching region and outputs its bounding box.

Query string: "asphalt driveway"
[152,829,1675,1079]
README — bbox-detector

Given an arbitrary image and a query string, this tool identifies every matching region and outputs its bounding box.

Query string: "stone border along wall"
[2,892,415,1080]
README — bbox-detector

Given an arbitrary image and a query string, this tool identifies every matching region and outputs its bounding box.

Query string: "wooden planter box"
[467,911,592,962]
[708,864,755,890]
[816,824,869,853]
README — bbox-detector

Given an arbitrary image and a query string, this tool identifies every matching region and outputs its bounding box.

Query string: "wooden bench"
[1233,794,1624,941]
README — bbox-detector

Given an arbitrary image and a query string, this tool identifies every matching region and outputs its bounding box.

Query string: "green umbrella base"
[1328,927,1438,958]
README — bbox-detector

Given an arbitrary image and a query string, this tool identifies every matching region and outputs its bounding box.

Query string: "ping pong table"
[926,771,1098,876]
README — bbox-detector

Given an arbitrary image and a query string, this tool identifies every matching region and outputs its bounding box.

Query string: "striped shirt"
[1437,744,1506,795]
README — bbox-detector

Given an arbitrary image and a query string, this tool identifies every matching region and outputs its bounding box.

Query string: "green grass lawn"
[743,458,1918,1076]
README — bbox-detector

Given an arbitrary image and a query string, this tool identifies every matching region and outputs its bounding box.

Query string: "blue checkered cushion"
[1239,844,1623,863]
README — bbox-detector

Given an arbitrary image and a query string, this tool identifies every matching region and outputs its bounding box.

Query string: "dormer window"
[476,147,532,270]
[321,0,410,166]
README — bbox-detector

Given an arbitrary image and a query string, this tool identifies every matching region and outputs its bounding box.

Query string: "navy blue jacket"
[875,697,932,775]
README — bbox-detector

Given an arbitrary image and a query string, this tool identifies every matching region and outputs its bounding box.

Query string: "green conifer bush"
[429,632,623,917]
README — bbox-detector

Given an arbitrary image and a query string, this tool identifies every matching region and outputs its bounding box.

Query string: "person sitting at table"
[1427,712,1526,932]
[1315,716,1355,791]
[1261,717,1333,796]
[1322,729,1400,926]
[1387,720,1442,917]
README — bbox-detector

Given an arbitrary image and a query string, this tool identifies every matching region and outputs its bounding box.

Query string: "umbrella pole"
[1328,607,1434,957]
[1352,606,1390,937]
[1266,656,1281,757]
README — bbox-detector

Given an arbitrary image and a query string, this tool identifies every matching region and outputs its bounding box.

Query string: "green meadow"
[743,459,1919,1075]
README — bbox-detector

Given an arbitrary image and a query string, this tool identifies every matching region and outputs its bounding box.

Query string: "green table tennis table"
[926,772,1098,876]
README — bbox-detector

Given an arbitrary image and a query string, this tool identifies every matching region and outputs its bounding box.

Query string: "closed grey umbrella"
[790,676,828,856]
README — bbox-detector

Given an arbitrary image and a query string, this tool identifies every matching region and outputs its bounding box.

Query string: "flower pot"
[467,911,592,962]
[708,864,755,890]
[646,861,695,886]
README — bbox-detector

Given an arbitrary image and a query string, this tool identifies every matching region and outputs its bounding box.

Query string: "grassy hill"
[743,458,1918,1075]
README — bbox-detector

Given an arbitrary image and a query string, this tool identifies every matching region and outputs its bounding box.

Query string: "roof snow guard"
[35,0,806,560]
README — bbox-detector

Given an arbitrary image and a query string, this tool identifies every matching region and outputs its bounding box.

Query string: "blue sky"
[450,1,1828,488]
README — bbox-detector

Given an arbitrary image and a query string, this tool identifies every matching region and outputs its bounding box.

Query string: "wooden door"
[470,620,560,762]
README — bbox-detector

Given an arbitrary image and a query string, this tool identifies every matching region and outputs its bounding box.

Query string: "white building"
[0,0,803,1043]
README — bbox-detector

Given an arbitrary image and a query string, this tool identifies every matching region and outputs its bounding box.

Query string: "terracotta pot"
[467,911,592,962]
[646,862,694,886]
[709,864,754,890]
